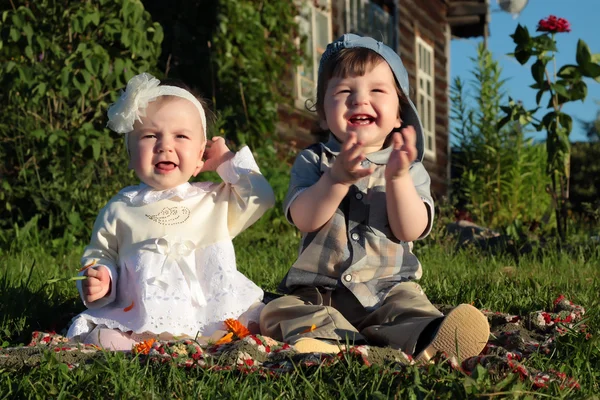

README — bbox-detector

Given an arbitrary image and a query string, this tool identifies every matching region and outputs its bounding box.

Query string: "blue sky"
[450,0,600,142]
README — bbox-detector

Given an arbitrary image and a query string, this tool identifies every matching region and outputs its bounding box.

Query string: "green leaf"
[513,47,531,65]
[541,111,557,132]
[530,59,546,85]
[23,24,33,46]
[511,24,530,46]
[9,27,19,42]
[114,58,125,76]
[91,11,100,26]
[557,65,581,80]
[34,82,47,97]
[497,116,511,130]
[534,34,557,52]
[84,57,95,74]
[535,89,545,106]
[61,68,70,86]
[580,62,600,79]
[6,61,16,73]
[558,113,573,135]
[81,70,92,85]
[518,114,531,126]
[569,80,587,102]
[24,46,33,60]
[576,39,592,66]
[552,83,570,100]
[11,13,22,28]
[121,28,130,47]
[92,141,101,161]
[30,129,45,140]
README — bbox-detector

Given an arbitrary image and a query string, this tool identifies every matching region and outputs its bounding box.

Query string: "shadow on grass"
[0,272,82,346]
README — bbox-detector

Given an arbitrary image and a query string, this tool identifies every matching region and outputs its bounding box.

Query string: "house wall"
[397,0,450,198]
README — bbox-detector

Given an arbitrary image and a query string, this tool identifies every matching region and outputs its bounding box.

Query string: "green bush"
[451,43,551,235]
[0,0,163,249]
[210,0,302,147]
[570,141,600,223]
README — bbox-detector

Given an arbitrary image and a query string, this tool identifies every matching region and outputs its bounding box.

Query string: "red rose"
[537,15,571,33]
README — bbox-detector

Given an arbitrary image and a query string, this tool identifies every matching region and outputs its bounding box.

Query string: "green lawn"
[1,221,598,399]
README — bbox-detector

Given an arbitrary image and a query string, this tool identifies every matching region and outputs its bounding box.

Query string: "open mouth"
[155,161,177,172]
[348,115,375,126]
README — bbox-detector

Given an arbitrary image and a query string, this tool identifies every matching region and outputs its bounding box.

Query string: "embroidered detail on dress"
[146,207,190,225]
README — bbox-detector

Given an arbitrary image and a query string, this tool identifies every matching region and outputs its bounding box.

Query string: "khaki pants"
[260,282,443,355]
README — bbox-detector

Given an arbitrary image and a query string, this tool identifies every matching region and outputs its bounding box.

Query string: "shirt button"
[344,274,352,282]
[351,232,360,241]
[355,192,363,200]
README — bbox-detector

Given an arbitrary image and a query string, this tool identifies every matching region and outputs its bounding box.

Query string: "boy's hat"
[319,34,425,161]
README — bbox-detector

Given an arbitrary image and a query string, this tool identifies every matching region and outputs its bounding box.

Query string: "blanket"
[0,296,586,390]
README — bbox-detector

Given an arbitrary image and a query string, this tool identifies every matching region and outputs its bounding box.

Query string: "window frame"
[344,0,397,49]
[294,0,332,110]
[415,36,436,160]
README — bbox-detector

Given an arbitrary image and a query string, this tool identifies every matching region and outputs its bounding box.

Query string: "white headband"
[107,73,206,139]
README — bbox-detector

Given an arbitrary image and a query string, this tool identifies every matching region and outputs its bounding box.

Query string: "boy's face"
[321,60,401,153]
[128,97,206,190]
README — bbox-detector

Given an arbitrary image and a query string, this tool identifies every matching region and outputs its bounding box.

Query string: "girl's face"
[128,97,206,190]
[321,61,401,153]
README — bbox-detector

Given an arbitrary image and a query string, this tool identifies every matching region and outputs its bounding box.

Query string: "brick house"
[276,0,489,198]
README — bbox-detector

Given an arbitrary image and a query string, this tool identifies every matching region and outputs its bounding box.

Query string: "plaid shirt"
[279,135,434,310]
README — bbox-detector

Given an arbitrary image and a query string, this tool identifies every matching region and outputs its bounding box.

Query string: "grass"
[1,224,599,399]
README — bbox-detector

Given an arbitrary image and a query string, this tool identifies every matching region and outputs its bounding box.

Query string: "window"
[345,0,396,48]
[415,36,435,159]
[295,0,332,109]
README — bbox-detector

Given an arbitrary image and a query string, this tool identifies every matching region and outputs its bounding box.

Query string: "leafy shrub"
[570,141,600,224]
[451,44,551,234]
[209,0,302,146]
[0,0,163,249]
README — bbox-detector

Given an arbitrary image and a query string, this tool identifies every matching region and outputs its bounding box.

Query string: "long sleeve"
[215,146,275,238]
[76,202,119,309]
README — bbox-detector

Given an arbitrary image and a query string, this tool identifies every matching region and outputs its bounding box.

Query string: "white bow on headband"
[107,73,206,138]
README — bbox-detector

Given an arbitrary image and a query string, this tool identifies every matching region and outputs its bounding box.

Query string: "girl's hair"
[312,48,407,120]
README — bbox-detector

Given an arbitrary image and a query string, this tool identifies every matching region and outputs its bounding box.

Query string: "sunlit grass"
[1,224,599,398]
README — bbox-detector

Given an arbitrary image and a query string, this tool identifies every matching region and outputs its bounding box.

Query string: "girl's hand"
[385,127,417,181]
[82,266,111,303]
[329,132,374,185]
[200,136,235,172]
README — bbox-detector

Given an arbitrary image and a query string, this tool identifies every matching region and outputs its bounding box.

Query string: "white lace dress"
[67,147,275,340]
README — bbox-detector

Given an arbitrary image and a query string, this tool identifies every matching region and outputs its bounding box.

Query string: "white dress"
[67,147,275,340]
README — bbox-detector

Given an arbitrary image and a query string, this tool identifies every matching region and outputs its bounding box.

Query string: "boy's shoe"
[293,338,346,354]
[415,304,490,364]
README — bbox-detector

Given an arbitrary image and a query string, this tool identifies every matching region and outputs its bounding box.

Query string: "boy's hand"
[82,266,111,303]
[385,127,418,181]
[329,132,374,185]
[201,136,235,172]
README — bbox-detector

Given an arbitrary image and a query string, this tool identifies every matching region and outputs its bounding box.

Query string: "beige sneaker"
[415,304,490,364]
[293,338,346,354]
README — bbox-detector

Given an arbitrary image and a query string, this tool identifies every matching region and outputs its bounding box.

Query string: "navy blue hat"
[319,34,425,160]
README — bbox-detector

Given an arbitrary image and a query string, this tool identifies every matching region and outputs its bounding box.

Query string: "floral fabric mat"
[0,296,586,390]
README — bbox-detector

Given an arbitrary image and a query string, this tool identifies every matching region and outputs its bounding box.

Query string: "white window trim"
[415,36,436,160]
[294,0,332,110]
